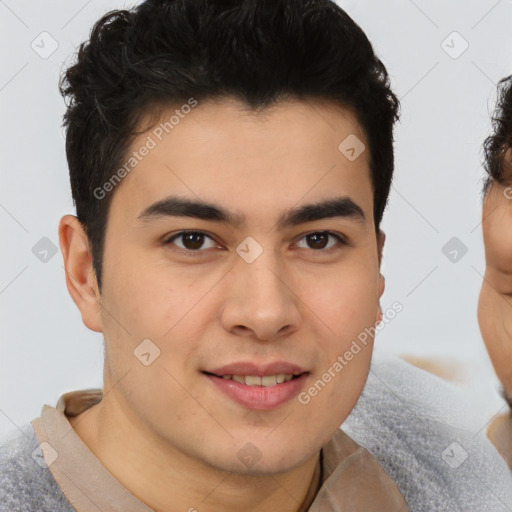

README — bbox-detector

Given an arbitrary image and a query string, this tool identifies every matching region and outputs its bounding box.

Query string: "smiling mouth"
[202,371,307,387]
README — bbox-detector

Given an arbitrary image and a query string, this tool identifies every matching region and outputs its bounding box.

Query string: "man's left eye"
[295,232,346,251]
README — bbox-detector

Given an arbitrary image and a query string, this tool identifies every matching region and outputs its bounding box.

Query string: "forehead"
[108,97,373,224]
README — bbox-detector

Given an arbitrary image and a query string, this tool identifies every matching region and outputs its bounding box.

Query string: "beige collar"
[31,388,408,512]
[488,413,512,469]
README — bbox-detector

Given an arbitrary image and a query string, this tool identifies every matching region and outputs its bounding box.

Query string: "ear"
[377,229,386,267]
[376,229,386,323]
[58,215,103,333]
[377,229,385,297]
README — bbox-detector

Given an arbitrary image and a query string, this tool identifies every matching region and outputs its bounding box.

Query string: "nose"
[220,249,302,341]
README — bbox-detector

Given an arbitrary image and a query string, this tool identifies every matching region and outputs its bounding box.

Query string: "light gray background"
[1,0,511,443]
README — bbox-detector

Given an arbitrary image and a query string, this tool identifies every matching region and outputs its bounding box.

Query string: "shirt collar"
[487,413,512,470]
[31,388,408,512]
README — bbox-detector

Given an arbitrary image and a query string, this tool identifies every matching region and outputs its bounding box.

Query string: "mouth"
[202,368,310,410]
[202,371,306,386]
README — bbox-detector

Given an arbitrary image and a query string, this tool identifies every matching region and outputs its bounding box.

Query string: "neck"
[69,394,322,512]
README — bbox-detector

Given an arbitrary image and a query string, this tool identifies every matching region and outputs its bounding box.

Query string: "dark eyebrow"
[278,197,365,228]
[137,195,366,228]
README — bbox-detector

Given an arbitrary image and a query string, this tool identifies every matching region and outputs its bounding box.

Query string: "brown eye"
[296,232,345,251]
[165,231,217,251]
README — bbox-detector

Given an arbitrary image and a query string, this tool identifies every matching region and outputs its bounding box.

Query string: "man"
[401,75,512,474]
[1,1,510,511]
[478,74,512,468]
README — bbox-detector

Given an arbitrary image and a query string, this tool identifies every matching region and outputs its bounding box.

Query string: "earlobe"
[58,215,103,333]
[376,275,385,324]
[378,273,385,298]
[376,305,383,325]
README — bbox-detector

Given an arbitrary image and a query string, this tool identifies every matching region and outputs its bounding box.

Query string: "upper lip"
[205,361,308,377]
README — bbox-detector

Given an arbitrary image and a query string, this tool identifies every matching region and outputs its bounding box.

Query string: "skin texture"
[59,97,385,512]
[478,178,512,397]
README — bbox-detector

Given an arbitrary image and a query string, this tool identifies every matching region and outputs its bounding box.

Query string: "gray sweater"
[1,352,512,511]
[342,351,512,511]
[0,423,74,512]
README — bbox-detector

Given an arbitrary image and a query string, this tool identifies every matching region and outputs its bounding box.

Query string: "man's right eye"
[163,231,218,252]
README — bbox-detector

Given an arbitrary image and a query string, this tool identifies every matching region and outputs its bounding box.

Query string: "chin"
[202,442,313,476]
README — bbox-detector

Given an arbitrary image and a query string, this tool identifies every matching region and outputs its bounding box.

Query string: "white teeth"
[261,375,277,386]
[220,374,296,386]
[245,376,262,386]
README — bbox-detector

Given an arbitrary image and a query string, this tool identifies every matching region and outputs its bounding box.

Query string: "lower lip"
[204,373,309,410]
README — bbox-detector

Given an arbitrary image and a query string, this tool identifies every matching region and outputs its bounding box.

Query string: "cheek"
[485,222,512,270]
[477,293,493,348]
[294,267,378,398]
[298,335,374,435]
[102,246,192,332]
[478,290,512,387]
[297,264,380,331]
[100,255,219,383]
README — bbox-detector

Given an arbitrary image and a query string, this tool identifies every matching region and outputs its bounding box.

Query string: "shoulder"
[0,423,74,512]
[342,351,512,512]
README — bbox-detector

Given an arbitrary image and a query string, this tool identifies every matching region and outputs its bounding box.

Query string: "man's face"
[83,97,384,474]
[478,177,512,395]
